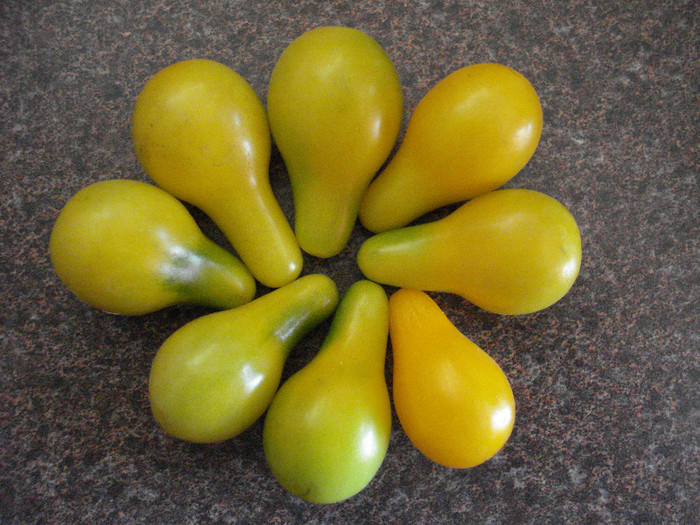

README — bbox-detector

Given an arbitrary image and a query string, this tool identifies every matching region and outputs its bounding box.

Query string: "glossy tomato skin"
[358,189,581,315]
[148,274,338,444]
[267,26,403,258]
[389,289,515,468]
[49,180,255,315]
[263,281,390,503]
[132,59,302,288]
[360,63,542,233]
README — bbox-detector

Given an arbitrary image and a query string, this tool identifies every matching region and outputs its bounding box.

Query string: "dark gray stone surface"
[1,1,697,523]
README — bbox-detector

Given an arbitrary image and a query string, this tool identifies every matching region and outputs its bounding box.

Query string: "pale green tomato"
[263,281,391,503]
[149,275,338,443]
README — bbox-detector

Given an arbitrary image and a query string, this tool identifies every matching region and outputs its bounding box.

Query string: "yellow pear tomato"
[267,26,403,257]
[360,63,542,232]
[132,59,302,288]
[389,288,515,468]
[359,189,581,315]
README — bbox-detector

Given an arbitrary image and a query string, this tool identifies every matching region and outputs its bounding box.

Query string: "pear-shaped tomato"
[267,26,403,257]
[263,281,391,503]
[133,59,302,288]
[149,274,338,443]
[360,63,542,232]
[359,189,581,315]
[49,180,255,315]
[390,289,515,468]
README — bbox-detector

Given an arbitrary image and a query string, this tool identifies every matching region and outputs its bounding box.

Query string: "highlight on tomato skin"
[388,288,515,469]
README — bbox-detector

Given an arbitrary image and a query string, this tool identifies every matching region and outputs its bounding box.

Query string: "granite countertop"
[2,1,697,523]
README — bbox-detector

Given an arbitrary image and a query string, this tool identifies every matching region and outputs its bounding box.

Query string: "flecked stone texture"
[1,1,698,523]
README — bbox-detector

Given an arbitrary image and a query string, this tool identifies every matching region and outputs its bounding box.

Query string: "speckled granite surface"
[1,1,697,523]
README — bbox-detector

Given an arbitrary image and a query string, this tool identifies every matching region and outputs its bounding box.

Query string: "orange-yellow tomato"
[360,63,542,233]
[389,289,515,468]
